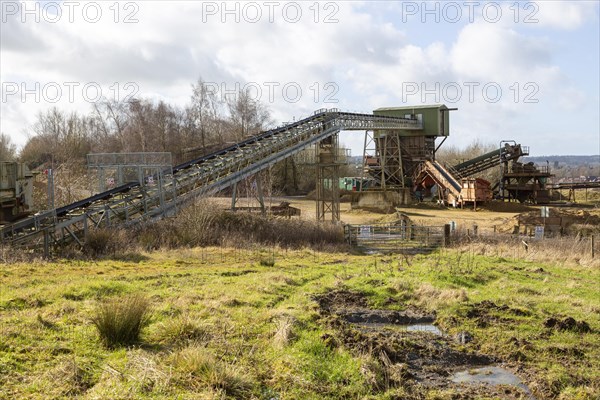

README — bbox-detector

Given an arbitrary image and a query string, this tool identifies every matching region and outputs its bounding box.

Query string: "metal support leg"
[255,176,266,216]
[231,183,238,211]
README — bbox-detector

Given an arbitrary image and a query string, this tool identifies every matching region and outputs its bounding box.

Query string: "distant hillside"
[522,155,600,180]
[522,155,600,166]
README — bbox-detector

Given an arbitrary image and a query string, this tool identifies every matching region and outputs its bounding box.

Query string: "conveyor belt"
[452,144,527,178]
[1,109,422,248]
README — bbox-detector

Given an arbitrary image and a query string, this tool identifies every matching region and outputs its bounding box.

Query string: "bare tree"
[226,88,272,141]
[190,77,220,150]
[91,100,131,152]
[436,139,496,165]
[0,133,17,161]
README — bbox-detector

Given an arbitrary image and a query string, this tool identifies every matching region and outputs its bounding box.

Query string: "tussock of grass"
[169,345,253,397]
[91,294,151,348]
[153,315,210,345]
[259,257,276,267]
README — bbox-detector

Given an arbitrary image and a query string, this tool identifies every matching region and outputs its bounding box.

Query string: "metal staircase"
[1,109,422,250]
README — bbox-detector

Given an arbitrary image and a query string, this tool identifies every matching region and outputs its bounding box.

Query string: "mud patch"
[544,317,591,333]
[464,300,531,327]
[220,269,257,277]
[315,289,367,313]
[315,290,533,399]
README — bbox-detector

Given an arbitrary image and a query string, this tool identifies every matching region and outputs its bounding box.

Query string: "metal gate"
[344,223,448,254]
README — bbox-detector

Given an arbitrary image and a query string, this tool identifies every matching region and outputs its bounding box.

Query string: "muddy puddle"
[315,289,534,399]
[356,322,444,336]
[452,366,536,399]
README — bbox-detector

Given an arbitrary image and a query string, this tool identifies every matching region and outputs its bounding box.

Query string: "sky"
[1,0,599,157]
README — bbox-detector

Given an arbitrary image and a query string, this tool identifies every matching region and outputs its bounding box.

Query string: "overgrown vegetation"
[1,247,598,398]
[79,200,346,257]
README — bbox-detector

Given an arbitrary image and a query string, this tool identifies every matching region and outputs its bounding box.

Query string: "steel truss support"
[316,134,340,222]
[361,130,405,190]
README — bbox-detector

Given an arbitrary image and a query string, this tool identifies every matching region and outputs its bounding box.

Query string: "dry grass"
[168,345,253,397]
[152,314,210,346]
[107,199,346,255]
[126,350,173,394]
[42,358,95,397]
[451,234,600,268]
[413,283,469,309]
[83,228,129,257]
[273,315,296,349]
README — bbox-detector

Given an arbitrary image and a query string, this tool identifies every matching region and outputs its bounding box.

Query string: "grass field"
[1,246,598,399]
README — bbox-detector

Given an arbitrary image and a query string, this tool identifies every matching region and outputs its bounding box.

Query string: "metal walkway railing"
[1,109,422,250]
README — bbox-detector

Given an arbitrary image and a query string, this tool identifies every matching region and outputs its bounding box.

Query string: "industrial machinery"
[1,109,422,251]
[0,162,35,224]
[412,160,492,206]
[411,142,551,205]
[1,105,554,253]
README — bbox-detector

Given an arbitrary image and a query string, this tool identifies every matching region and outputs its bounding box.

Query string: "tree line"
[0,78,314,209]
[2,78,272,169]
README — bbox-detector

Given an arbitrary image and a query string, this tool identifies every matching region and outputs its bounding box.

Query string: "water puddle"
[356,322,443,336]
[405,324,443,335]
[452,366,535,399]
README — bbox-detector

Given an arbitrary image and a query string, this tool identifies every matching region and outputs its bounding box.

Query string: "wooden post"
[444,224,451,247]
[592,236,595,258]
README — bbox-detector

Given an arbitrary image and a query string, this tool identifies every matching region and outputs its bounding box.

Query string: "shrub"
[91,294,151,348]
[83,228,132,257]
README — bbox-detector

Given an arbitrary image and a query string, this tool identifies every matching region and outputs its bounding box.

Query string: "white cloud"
[533,1,598,30]
[0,1,598,155]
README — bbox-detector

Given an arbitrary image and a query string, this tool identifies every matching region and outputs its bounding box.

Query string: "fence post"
[43,229,50,259]
[592,235,595,258]
[444,224,451,247]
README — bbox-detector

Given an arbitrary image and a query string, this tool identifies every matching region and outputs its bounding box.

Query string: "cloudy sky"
[1,0,599,156]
